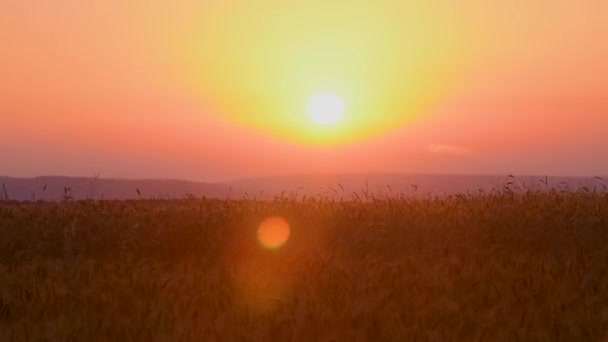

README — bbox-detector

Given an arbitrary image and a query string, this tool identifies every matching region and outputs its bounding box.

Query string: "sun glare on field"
[308,93,345,126]
[257,216,291,249]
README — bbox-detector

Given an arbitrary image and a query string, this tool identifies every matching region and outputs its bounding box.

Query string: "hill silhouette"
[1,174,605,202]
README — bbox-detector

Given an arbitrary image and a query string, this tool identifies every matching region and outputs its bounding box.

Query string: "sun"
[307,93,345,126]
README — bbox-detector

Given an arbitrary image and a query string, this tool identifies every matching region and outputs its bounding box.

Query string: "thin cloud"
[427,144,473,156]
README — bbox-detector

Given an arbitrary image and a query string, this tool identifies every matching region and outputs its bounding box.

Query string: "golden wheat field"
[1,191,608,341]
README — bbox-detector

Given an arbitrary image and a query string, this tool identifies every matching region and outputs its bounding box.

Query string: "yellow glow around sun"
[308,93,345,126]
[182,1,475,146]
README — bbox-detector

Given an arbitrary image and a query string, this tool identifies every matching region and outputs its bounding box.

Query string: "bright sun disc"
[308,93,345,126]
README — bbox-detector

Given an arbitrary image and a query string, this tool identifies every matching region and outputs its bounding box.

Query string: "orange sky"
[1,0,607,181]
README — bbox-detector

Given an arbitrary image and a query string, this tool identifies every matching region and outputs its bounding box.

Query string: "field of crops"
[1,191,608,341]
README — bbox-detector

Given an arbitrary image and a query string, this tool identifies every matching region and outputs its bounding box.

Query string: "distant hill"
[0,176,230,202]
[223,173,607,200]
[1,174,605,202]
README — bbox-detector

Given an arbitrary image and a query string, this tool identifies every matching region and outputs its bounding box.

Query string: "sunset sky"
[1,0,607,181]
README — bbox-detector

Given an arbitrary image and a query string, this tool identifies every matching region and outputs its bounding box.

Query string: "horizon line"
[1,172,605,185]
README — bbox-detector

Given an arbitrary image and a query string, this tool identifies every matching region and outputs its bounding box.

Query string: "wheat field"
[1,191,607,341]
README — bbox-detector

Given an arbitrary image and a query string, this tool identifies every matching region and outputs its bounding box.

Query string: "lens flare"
[257,216,290,249]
